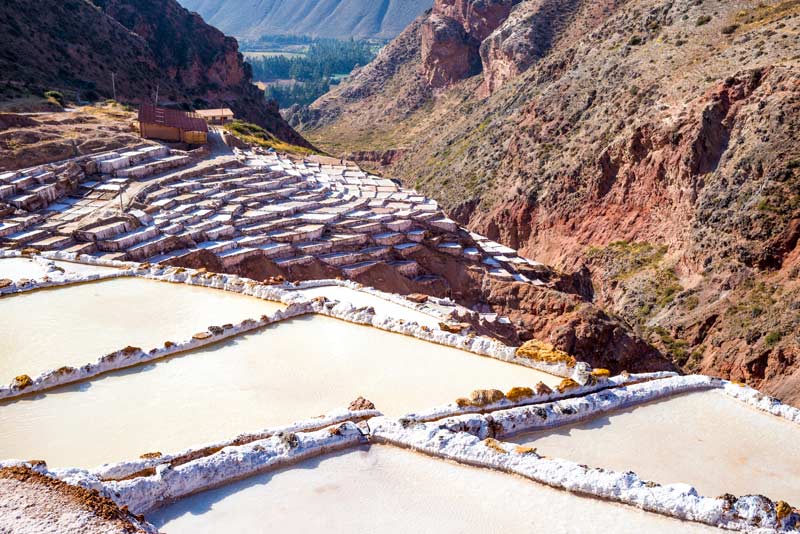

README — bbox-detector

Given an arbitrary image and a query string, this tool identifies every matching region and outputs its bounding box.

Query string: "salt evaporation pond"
[149,446,719,534]
[0,315,559,468]
[0,257,50,280]
[510,390,800,503]
[0,257,121,280]
[0,277,284,384]
[291,285,441,328]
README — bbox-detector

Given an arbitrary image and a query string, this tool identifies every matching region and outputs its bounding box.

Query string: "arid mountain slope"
[0,0,307,146]
[178,0,433,39]
[298,0,800,405]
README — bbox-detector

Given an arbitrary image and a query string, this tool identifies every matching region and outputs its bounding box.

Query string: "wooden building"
[196,108,235,125]
[138,105,208,145]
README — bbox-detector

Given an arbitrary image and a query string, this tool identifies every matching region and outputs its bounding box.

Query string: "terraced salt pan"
[148,445,719,534]
[0,315,558,468]
[290,284,441,328]
[510,389,800,503]
[0,277,284,384]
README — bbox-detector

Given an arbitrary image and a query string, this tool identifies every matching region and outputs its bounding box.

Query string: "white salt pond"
[0,257,120,280]
[148,445,720,534]
[291,285,441,328]
[509,390,800,503]
[0,277,284,385]
[0,315,559,468]
[0,257,47,280]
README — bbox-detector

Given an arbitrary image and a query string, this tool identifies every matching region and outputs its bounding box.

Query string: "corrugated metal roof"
[138,105,208,132]
[196,108,234,118]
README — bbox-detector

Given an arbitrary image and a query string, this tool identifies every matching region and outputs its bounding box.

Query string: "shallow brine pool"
[148,445,719,534]
[0,315,559,468]
[509,389,800,503]
[0,277,284,384]
[290,285,441,328]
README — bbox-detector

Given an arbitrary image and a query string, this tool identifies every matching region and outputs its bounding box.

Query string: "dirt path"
[0,466,152,533]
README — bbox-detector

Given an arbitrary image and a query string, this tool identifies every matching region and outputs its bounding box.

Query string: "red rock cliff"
[421,0,519,87]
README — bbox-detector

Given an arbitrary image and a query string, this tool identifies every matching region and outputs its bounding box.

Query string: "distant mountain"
[177,0,433,40]
[0,0,308,147]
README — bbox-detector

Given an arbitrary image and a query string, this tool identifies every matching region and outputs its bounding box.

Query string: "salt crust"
[0,250,577,401]
[448,374,800,439]
[413,375,721,442]
[403,371,679,422]
[91,409,381,481]
[57,422,365,515]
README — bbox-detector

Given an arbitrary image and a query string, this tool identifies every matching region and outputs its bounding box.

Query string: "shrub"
[44,90,64,105]
[765,331,782,346]
[628,35,643,46]
[721,24,739,34]
[696,15,712,26]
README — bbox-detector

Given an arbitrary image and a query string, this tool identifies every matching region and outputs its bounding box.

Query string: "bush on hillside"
[44,90,64,106]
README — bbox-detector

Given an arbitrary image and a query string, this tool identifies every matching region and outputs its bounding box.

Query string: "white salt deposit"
[147,445,720,534]
[289,284,441,328]
[51,260,122,275]
[0,257,49,280]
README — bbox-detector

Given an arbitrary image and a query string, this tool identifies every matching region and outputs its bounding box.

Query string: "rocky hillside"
[0,0,307,147]
[298,0,800,405]
[178,0,433,40]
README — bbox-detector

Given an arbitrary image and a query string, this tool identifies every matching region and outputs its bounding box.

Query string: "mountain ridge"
[0,0,307,147]
[178,0,434,40]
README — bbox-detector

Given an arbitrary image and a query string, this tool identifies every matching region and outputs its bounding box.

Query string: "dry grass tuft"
[482,438,508,454]
[506,386,534,402]
[556,378,580,393]
[13,375,33,390]
[776,501,793,521]
[516,339,577,367]
[591,368,611,378]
